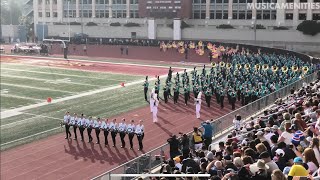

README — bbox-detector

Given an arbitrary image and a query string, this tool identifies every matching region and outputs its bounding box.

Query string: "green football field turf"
[0,63,154,151]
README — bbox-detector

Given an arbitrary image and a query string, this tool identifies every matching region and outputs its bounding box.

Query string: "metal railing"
[92,72,318,180]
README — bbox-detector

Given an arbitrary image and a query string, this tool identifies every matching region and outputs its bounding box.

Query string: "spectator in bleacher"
[192,127,203,151]
[310,137,320,164]
[302,148,319,174]
[288,157,309,179]
[271,169,287,180]
[294,113,308,131]
[259,151,279,173]
[278,122,294,144]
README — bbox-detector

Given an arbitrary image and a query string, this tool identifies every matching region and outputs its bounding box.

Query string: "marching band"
[62,112,145,151]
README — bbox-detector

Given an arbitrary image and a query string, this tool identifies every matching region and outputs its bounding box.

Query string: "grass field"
[0,62,153,150]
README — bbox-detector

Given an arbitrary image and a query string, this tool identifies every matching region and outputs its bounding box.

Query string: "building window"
[314,0,320,2]
[130,0,138,4]
[286,0,293,2]
[53,12,58,17]
[246,12,252,19]
[313,13,320,20]
[113,0,126,4]
[263,10,270,19]
[46,12,50,17]
[271,10,276,19]
[216,11,222,19]
[232,11,238,19]
[130,10,139,18]
[300,0,307,2]
[239,11,245,19]
[285,13,293,20]
[39,12,42,17]
[257,10,262,19]
[299,13,306,20]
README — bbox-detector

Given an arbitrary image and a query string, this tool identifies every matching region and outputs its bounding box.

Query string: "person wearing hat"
[195,92,202,119]
[249,159,270,180]
[259,151,279,173]
[143,76,149,101]
[152,94,159,123]
[173,156,182,171]
[274,149,286,171]
[287,157,309,179]
[149,88,155,113]
[201,120,213,148]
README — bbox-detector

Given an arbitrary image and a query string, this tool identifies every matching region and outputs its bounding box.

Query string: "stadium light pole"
[68,0,71,42]
[81,0,84,34]
[253,17,257,44]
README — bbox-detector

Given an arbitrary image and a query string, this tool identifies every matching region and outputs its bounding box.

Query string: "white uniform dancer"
[152,94,159,123]
[195,92,202,119]
[150,88,155,113]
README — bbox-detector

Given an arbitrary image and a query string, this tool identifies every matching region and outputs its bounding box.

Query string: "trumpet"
[178,41,184,47]
[255,64,261,71]
[198,41,203,47]
[281,66,288,73]
[236,64,242,69]
[272,65,278,72]
[262,64,269,71]
[167,43,172,49]
[172,42,177,48]
[198,49,204,56]
[211,62,217,68]
[245,63,251,70]
[219,61,225,68]
[292,65,299,72]
[226,63,232,69]
[302,66,309,74]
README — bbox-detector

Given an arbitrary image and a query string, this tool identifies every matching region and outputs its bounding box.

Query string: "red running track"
[1,97,241,180]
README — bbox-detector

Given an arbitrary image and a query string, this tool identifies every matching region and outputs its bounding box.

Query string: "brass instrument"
[219,61,225,68]
[262,64,269,71]
[292,65,299,72]
[178,41,184,47]
[302,66,309,74]
[211,62,217,68]
[236,64,242,69]
[198,41,203,47]
[172,42,177,48]
[189,42,195,49]
[167,43,172,49]
[198,48,204,56]
[178,47,185,54]
[245,63,251,70]
[255,64,261,71]
[226,63,232,69]
[272,65,278,72]
[281,66,288,73]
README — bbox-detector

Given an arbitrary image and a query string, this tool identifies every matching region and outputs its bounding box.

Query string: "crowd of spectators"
[157,79,320,180]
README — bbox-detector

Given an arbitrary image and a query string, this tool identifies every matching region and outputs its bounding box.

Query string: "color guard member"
[127,120,135,150]
[101,118,110,146]
[135,120,144,151]
[109,119,118,147]
[63,111,71,139]
[71,113,78,140]
[150,88,155,113]
[118,118,127,148]
[86,116,93,142]
[94,117,101,144]
[152,94,159,123]
[78,114,85,141]
[195,92,202,119]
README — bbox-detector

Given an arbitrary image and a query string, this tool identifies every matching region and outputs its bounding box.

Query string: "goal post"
[43,39,69,59]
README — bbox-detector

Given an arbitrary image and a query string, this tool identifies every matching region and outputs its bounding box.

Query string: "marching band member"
[78,114,85,141]
[118,118,127,148]
[127,120,135,150]
[109,119,118,147]
[101,118,110,147]
[195,92,202,119]
[86,116,93,143]
[94,117,101,144]
[143,76,149,101]
[63,111,71,139]
[150,88,155,113]
[152,94,159,123]
[135,120,144,151]
[70,113,78,140]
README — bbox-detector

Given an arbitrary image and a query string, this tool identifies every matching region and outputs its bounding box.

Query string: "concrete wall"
[47,25,148,39]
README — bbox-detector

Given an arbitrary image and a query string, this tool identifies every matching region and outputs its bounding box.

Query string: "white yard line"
[0,127,62,146]
[1,68,192,119]
[1,113,61,128]
[1,83,74,93]
[0,94,43,102]
[1,74,100,87]
[2,54,187,70]
[1,67,129,82]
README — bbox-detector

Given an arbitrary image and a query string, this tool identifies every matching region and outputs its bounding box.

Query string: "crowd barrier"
[91,71,318,180]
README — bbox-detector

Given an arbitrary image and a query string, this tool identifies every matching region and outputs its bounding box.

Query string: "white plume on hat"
[197,92,202,99]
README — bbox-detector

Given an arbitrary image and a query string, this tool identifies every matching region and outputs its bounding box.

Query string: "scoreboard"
[138,0,192,18]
